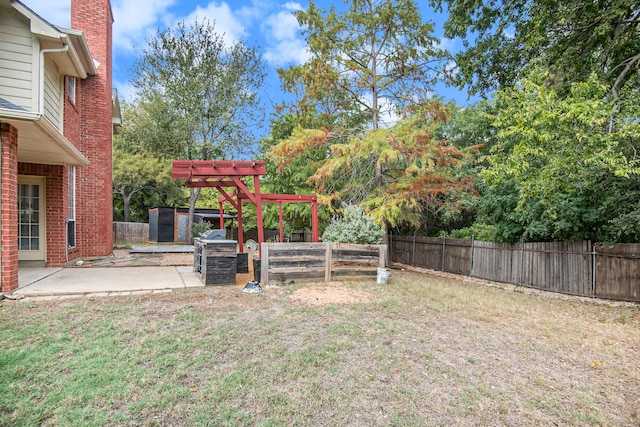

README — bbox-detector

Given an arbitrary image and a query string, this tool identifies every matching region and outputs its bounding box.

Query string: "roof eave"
[11,0,97,78]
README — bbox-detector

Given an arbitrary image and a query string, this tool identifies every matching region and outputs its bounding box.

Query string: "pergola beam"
[172,160,319,254]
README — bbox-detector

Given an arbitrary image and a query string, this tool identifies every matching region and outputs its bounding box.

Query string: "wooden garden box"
[194,239,237,285]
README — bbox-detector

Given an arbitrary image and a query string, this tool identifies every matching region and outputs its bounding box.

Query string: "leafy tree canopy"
[279,0,450,129]
[479,72,640,242]
[112,101,186,222]
[130,18,267,241]
[433,0,640,98]
[132,19,266,160]
[272,105,480,230]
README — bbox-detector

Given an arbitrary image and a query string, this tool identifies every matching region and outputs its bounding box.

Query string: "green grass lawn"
[1,271,639,426]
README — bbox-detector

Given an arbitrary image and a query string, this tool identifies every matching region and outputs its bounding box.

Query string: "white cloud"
[111,0,176,51]
[113,78,137,103]
[236,0,271,24]
[436,37,457,52]
[20,0,70,27]
[262,2,309,66]
[181,2,247,46]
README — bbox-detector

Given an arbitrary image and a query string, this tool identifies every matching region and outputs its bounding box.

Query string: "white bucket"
[377,267,391,284]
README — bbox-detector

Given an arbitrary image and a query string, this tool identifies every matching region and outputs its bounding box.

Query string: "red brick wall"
[71,0,114,257]
[17,163,67,267]
[1,123,18,292]
[63,69,81,264]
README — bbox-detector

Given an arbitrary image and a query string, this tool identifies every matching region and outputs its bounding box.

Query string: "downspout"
[39,43,69,114]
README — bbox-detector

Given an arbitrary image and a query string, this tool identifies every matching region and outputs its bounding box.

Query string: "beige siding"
[43,61,63,129]
[0,8,35,111]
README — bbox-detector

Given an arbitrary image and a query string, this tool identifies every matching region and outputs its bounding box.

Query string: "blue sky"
[23,0,474,116]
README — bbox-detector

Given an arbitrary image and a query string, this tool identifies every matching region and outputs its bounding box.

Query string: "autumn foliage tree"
[270,0,477,234]
[271,104,479,231]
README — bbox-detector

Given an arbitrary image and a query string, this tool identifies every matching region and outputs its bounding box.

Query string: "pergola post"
[219,201,224,230]
[312,195,319,242]
[254,175,264,257]
[278,202,284,242]
[237,199,244,254]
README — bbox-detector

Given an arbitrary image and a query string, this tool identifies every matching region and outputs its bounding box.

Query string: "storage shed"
[148,207,235,243]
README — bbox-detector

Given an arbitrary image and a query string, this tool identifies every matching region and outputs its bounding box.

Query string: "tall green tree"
[112,150,176,222]
[131,19,266,241]
[112,102,186,222]
[433,0,640,99]
[260,113,331,233]
[480,72,640,242]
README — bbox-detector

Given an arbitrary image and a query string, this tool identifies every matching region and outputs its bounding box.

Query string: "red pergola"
[172,160,319,254]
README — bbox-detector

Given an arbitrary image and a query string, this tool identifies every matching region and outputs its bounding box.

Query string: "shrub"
[193,221,213,238]
[322,205,384,244]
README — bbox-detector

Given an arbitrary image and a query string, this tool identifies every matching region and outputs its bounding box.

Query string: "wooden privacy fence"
[113,222,149,245]
[390,235,640,303]
[260,242,387,285]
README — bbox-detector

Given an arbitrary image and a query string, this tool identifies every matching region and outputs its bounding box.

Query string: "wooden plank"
[269,254,326,263]
[595,243,640,302]
[270,242,328,252]
[270,261,325,269]
[261,242,269,284]
[270,266,326,274]
[325,242,332,282]
[263,242,387,284]
[333,267,377,276]
[379,244,387,267]
[332,249,379,259]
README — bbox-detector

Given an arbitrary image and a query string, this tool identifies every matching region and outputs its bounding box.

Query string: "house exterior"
[0,0,117,292]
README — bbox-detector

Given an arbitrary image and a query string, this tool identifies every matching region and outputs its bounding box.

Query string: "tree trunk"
[187,187,201,243]
[123,194,132,222]
[119,186,132,222]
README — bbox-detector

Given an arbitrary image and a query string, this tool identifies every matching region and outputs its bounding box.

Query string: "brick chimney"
[71,0,114,257]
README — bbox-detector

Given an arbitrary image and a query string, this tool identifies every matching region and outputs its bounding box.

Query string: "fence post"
[325,242,332,283]
[412,231,417,266]
[442,237,446,272]
[379,244,388,267]
[591,241,596,298]
[260,242,269,285]
[389,230,393,265]
[519,236,524,287]
[470,234,475,276]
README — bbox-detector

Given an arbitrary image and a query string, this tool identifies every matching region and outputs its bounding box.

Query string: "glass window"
[67,166,76,248]
[67,77,76,104]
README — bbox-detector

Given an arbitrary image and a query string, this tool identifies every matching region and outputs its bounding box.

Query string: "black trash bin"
[253,258,261,282]
[237,253,249,274]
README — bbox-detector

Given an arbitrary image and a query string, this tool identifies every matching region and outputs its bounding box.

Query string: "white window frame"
[67,166,76,249]
[67,76,76,104]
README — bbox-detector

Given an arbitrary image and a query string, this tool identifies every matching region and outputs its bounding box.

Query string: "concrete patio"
[14,265,203,300]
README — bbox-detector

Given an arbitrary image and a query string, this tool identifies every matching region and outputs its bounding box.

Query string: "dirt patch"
[289,281,374,306]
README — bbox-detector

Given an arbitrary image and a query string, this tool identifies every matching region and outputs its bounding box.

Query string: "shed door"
[176,212,188,243]
[18,176,46,261]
